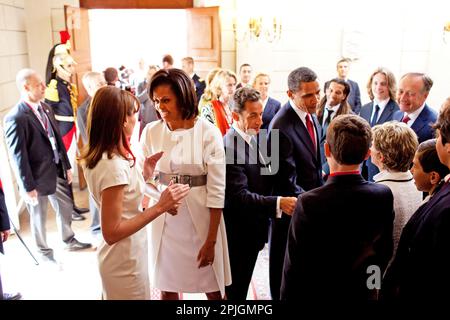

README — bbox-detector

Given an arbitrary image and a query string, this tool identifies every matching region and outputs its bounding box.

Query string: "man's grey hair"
[287,67,317,92]
[232,87,261,113]
[16,68,37,91]
[401,72,434,92]
[82,71,106,90]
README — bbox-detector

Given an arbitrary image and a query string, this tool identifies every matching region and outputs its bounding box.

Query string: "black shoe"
[3,292,22,300]
[65,238,92,251]
[72,212,86,221]
[74,206,89,214]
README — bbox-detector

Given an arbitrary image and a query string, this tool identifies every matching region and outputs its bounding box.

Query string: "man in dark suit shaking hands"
[223,87,297,300]
[4,69,91,263]
[393,72,437,143]
[268,67,323,300]
[281,114,394,302]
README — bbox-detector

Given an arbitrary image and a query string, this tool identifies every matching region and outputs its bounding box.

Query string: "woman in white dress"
[370,121,422,263]
[80,86,190,299]
[140,68,231,300]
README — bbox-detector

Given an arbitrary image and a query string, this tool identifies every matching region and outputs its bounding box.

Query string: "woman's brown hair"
[80,86,140,169]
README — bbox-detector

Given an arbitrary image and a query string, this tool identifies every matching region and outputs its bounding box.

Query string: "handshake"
[280,196,298,216]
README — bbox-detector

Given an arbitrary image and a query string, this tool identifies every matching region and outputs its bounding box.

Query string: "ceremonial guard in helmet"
[44,31,88,220]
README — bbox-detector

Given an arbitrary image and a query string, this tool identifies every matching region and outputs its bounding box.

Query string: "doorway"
[89,9,188,72]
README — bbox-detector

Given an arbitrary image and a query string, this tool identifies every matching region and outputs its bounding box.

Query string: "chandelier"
[233,16,282,43]
[444,21,450,44]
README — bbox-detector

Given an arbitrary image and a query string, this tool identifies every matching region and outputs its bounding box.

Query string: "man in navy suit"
[182,56,205,103]
[327,58,362,114]
[393,73,437,143]
[359,67,399,181]
[268,67,323,300]
[4,69,91,263]
[252,72,281,131]
[223,87,297,300]
[281,114,394,301]
[382,107,450,302]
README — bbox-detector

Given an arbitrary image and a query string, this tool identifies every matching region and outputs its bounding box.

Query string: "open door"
[186,7,221,79]
[65,5,91,190]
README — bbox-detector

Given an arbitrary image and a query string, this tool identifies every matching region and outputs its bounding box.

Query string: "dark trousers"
[225,239,261,300]
[268,215,291,300]
[0,265,3,299]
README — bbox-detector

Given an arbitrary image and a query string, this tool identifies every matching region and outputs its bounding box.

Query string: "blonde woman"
[201,69,237,136]
[197,67,221,113]
[371,121,422,260]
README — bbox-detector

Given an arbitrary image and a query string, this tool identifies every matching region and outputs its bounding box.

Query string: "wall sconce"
[444,21,450,44]
[233,16,282,43]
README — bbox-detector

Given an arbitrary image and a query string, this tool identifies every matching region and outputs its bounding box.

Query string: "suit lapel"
[412,182,450,235]
[377,100,395,124]
[411,105,430,135]
[360,104,372,123]
[19,102,49,139]
[289,107,317,158]
[41,102,60,137]
[312,115,320,160]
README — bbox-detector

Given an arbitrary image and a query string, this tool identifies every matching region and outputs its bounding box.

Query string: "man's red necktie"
[306,114,316,149]
[402,115,410,124]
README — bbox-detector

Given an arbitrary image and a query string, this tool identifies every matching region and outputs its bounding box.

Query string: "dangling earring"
[124,123,127,128]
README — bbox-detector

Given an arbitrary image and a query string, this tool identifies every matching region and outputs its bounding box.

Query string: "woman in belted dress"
[140,68,231,300]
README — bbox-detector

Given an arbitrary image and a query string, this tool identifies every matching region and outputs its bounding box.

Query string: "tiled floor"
[1,186,270,300]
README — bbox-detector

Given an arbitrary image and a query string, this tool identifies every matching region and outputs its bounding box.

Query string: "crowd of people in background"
[2,47,450,304]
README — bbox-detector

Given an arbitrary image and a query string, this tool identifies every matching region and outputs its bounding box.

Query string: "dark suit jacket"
[382,182,450,302]
[0,187,10,254]
[192,73,206,104]
[281,174,394,301]
[268,102,324,300]
[347,79,362,114]
[269,102,323,197]
[393,104,437,143]
[223,128,277,249]
[359,99,400,181]
[261,97,281,131]
[4,101,71,196]
[359,99,399,126]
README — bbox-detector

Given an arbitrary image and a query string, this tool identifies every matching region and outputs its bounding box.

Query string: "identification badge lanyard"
[25,101,57,152]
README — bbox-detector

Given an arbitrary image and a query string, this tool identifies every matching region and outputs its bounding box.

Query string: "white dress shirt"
[370,98,390,124]
[402,103,426,126]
